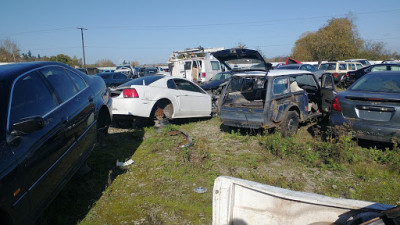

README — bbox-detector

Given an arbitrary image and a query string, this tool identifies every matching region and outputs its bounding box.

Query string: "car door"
[320,73,336,114]
[173,79,211,117]
[22,66,94,211]
[7,70,68,219]
[268,76,293,123]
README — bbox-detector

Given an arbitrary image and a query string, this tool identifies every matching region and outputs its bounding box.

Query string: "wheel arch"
[150,98,175,119]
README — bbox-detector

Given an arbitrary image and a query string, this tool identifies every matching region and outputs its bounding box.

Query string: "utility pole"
[77,27,88,68]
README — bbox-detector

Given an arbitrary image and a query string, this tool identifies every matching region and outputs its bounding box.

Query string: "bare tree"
[1,38,20,62]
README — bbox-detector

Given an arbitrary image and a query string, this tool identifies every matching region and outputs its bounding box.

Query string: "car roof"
[232,69,312,78]
[0,61,71,82]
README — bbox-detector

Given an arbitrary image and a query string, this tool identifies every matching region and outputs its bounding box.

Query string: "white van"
[168,47,224,83]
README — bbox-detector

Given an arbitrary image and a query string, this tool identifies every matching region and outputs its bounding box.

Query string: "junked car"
[111,75,211,127]
[0,62,112,225]
[343,63,400,87]
[213,48,335,136]
[330,71,400,143]
[96,72,131,88]
[200,71,232,95]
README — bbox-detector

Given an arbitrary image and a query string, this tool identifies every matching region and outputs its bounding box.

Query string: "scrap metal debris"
[168,130,193,148]
[194,187,207,194]
[116,159,134,168]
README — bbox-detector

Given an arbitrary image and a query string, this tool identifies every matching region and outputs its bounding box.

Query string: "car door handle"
[88,96,94,102]
[62,116,69,124]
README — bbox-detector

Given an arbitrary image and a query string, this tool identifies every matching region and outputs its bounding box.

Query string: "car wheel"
[153,102,173,120]
[280,111,299,137]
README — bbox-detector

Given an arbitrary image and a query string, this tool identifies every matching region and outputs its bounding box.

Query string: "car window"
[66,69,87,91]
[167,79,177,89]
[305,65,315,72]
[294,74,317,87]
[273,77,289,95]
[339,63,347,70]
[321,74,334,89]
[184,61,191,70]
[348,63,355,70]
[371,65,388,72]
[40,66,79,102]
[114,73,127,79]
[350,73,400,93]
[174,79,203,93]
[211,61,220,70]
[356,64,363,69]
[9,71,57,126]
[391,66,400,71]
[120,75,163,87]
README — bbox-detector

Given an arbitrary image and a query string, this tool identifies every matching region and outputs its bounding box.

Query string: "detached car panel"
[0,62,112,225]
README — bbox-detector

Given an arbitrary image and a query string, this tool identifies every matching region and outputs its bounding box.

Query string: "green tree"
[49,54,74,66]
[291,17,363,61]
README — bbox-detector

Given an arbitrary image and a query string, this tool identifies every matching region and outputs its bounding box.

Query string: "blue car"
[0,62,112,225]
[96,72,131,88]
[330,71,400,143]
[200,71,232,94]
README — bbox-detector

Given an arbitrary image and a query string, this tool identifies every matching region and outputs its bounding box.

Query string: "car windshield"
[116,65,130,70]
[119,75,163,87]
[224,58,267,71]
[210,72,231,81]
[144,68,157,74]
[350,73,400,93]
[359,60,370,66]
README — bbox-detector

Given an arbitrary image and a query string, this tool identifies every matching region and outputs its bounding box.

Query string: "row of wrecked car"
[1,49,398,224]
[110,48,400,143]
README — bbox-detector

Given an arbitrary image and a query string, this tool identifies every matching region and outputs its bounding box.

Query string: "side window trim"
[7,70,59,132]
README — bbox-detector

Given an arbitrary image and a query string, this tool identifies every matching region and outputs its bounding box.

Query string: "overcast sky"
[1,0,399,65]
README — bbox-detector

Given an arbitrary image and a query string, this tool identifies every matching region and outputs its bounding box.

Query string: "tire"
[280,111,299,137]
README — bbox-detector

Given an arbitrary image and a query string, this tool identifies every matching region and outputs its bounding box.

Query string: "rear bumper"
[330,112,400,143]
[220,107,265,129]
[111,98,155,118]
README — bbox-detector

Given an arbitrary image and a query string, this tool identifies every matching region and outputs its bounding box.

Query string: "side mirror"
[7,116,44,146]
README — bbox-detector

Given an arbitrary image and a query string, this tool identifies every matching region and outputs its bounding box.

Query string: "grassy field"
[41,117,400,224]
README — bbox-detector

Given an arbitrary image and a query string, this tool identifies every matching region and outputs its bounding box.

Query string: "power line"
[3,9,400,35]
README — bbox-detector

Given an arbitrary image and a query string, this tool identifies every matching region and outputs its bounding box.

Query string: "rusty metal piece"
[168,130,193,148]
[155,108,164,120]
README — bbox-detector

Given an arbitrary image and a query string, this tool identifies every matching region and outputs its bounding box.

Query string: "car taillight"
[123,88,139,98]
[331,96,341,112]
[202,72,206,78]
[346,72,349,77]
[333,73,338,78]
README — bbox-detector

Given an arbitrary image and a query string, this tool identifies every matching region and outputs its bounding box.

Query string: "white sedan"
[111,75,211,126]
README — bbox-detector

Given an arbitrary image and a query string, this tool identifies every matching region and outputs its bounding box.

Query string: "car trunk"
[340,93,400,124]
[220,78,267,129]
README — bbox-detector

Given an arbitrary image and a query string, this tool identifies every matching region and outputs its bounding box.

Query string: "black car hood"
[200,79,225,90]
[212,48,272,71]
